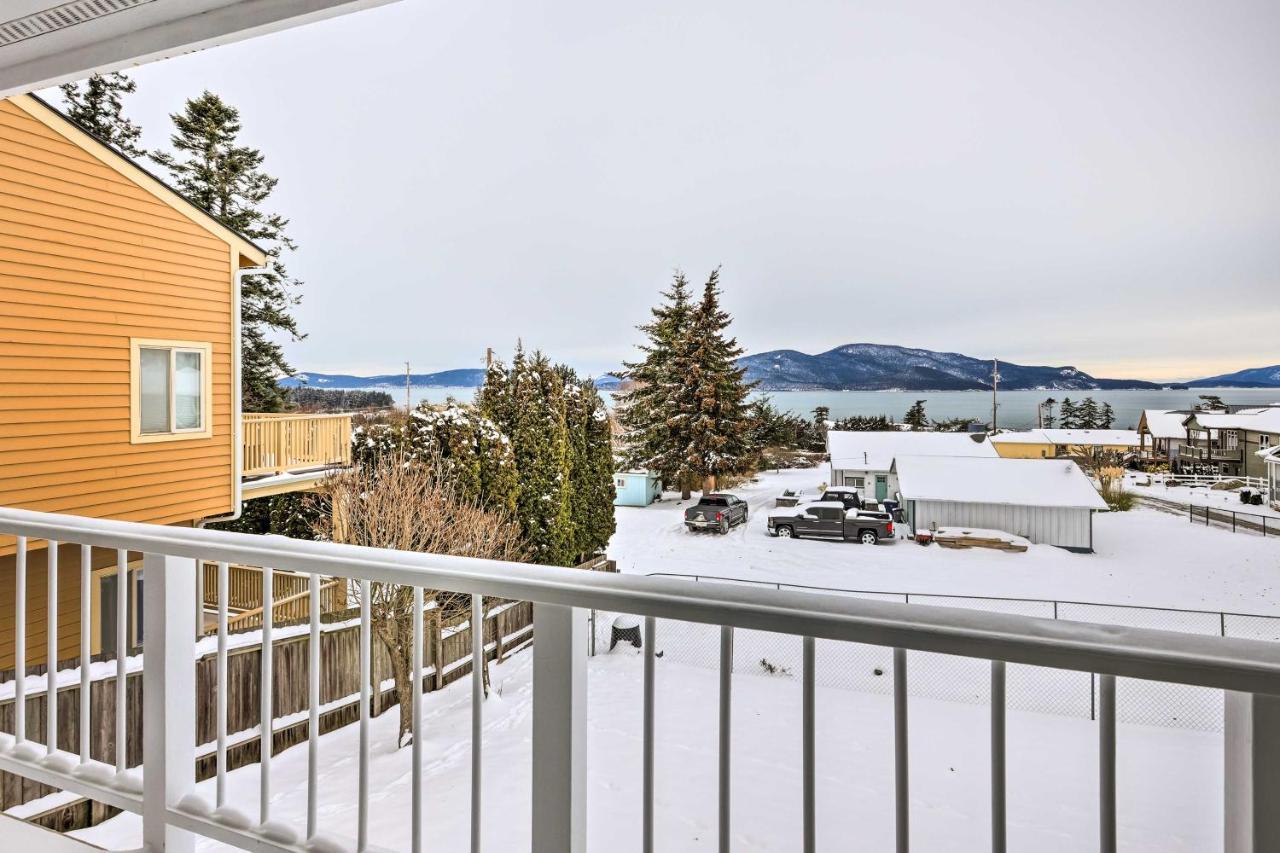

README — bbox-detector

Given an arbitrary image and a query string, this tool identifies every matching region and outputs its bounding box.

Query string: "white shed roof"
[828,430,997,471]
[893,456,1108,510]
[1039,429,1142,447]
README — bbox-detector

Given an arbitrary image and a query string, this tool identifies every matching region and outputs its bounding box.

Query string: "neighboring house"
[893,456,1109,551]
[613,470,662,507]
[990,429,1142,460]
[0,94,348,669]
[826,430,998,502]
[1137,409,1192,466]
[1261,446,1280,510]
[1178,409,1280,479]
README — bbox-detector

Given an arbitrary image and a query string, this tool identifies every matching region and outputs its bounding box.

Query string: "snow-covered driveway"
[610,468,1280,615]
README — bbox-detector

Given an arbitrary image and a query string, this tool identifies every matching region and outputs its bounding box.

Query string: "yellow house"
[990,429,1142,460]
[0,94,347,669]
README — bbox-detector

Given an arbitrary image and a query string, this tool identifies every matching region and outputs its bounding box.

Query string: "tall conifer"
[152,92,302,410]
[60,73,145,157]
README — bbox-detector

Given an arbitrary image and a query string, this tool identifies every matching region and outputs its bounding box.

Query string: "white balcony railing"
[2,506,1280,852]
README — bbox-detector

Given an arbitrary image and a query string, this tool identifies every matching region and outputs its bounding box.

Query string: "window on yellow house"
[131,339,213,442]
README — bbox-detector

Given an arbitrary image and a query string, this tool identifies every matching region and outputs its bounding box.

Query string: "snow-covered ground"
[1123,472,1279,521]
[610,468,1280,615]
[72,649,1222,853]
[63,467,1278,851]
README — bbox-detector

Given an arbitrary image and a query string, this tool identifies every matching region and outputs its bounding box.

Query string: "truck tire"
[859,529,878,546]
[775,525,794,539]
[719,519,729,534]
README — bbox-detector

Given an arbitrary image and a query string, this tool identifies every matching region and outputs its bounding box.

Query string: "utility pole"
[991,358,1000,432]
[485,347,493,370]
[405,361,412,416]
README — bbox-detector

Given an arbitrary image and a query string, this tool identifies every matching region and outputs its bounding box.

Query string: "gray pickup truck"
[766,501,894,544]
[684,493,749,533]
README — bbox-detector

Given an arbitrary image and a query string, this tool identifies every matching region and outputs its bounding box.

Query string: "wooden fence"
[0,601,534,827]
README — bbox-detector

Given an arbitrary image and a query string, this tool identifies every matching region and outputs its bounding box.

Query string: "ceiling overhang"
[0,0,399,98]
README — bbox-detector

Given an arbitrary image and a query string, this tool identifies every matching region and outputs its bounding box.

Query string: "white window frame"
[129,338,214,443]
[1261,435,1272,450]
[1224,429,1239,450]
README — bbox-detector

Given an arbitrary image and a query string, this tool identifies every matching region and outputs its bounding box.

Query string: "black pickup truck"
[684,493,749,534]
[766,502,894,544]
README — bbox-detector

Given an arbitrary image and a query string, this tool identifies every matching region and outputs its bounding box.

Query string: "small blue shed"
[613,470,663,507]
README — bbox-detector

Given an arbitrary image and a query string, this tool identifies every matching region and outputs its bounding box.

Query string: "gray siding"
[910,500,1094,550]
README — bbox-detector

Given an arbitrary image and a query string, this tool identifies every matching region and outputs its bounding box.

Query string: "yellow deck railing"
[242,412,353,477]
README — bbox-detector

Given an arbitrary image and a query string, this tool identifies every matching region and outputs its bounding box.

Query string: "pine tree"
[1059,398,1078,429]
[1041,398,1057,428]
[1078,397,1101,430]
[903,400,928,430]
[152,92,303,411]
[675,269,756,492]
[1099,402,1116,430]
[616,273,694,493]
[60,73,145,158]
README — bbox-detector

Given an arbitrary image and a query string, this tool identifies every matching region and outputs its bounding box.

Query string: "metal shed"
[893,456,1108,552]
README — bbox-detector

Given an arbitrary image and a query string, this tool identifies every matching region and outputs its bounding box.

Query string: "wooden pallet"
[933,528,1029,552]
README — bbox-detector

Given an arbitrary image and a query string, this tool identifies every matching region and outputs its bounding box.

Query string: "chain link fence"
[588,576,1280,732]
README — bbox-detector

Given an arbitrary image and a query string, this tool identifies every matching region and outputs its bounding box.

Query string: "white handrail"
[2,505,1280,695]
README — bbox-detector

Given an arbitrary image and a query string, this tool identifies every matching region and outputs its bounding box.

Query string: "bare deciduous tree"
[314,452,528,746]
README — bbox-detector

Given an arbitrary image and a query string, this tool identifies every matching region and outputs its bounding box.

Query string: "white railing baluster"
[411,587,423,853]
[79,545,90,764]
[260,566,274,825]
[531,603,586,853]
[308,572,322,840]
[115,549,127,773]
[141,552,196,853]
[15,536,26,747]
[718,625,733,853]
[1099,674,1116,853]
[802,636,815,853]
[358,578,371,853]
[46,538,58,757]
[216,561,228,808]
[471,592,483,853]
[642,615,656,853]
[894,647,909,853]
[991,660,1006,853]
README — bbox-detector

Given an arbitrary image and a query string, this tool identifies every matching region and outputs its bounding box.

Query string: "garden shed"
[613,471,663,507]
[893,456,1108,552]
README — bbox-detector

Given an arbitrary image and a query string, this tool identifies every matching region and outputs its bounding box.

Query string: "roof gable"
[6,93,266,266]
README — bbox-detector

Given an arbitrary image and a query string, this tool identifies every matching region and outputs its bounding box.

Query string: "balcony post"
[142,552,197,853]
[531,603,586,853]
[1225,691,1280,853]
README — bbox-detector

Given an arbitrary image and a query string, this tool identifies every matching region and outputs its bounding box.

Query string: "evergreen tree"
[831,414,894,431]
[152,92,303,411]
[1058,398,1078,429]
[1099,402,1116,430]
[616,273,694,493]
[903,400,929,430]
[674,269,756,491]
[1041,397,1058,429]
[1078,397,1101,430]
[60,73,145,158]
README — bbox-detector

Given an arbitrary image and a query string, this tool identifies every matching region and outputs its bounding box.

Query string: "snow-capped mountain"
[278,369,487,389]
[737,344,1166,391]
[1188,365,1280,388]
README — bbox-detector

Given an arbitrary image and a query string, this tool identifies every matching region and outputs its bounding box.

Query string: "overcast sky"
[87,0,1279,381]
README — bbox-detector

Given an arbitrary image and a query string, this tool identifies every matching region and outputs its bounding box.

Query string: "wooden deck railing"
[242,412,352,477]
[200,562,346,633]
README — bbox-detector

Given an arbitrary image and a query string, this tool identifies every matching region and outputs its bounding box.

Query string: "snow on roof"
[987,430,1051,444]
[1185,408,1280,433]
[1038,429,1142,447]
[893,456,1109,510]
[1141,409,1191,440]
[828,430,996,471]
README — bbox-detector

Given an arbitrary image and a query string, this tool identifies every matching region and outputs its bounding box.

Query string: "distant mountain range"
[736,344,1170,391]
[1186,365,1280,388]
[280,348,1278,393]
[279,369,487,389]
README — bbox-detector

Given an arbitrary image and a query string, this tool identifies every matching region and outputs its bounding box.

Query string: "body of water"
[371,386,1280,431]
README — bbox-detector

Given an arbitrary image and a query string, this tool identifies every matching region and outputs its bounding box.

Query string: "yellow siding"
[0,97,237,552]
[992,442,1055,459]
